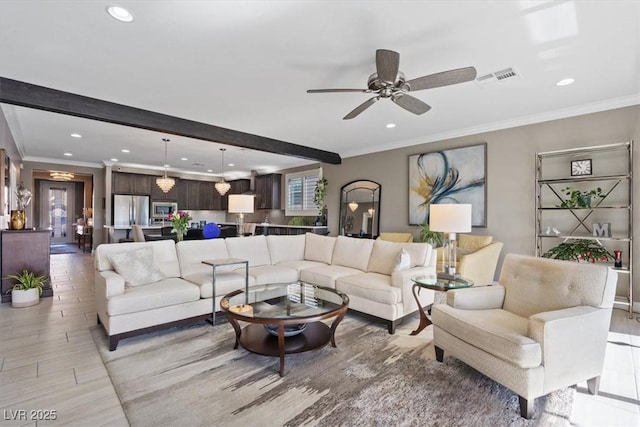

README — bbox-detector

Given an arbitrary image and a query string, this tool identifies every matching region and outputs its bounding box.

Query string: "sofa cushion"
[304,233,336,264]
[225,235,272,267]
[106,277,201,316]
[182,271,255,298]
[108,246,166,287]
[245,265,299,286]
[432,305,542,369]
[276,259,327,273]
[95,240,181,278]
[266,234,305,264]
[458,234,493,251]
[176,239,231,277]
[393,249,411,272]
[368,240,403,275]
[300,265,363,288]
[331,236,374,271]
[336,273,401,305]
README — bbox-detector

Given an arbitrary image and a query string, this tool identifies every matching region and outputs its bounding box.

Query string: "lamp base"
[443,232,458,276]
[236,214,244,237]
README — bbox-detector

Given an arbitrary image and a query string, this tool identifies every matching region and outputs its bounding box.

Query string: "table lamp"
[228,195,254,237]
[429,203,472,276]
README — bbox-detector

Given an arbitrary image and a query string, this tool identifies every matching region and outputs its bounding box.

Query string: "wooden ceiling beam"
[0,77,342,165]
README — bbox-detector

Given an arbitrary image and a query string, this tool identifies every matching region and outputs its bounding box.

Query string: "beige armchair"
[378,232,414,243]
[432,254,617,418]
[436,234,503,285]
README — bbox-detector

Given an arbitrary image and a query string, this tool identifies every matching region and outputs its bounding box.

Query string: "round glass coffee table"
[220,282,349,376]
[410,273,473,336]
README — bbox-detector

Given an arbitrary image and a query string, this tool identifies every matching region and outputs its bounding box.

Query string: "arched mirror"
[339,180,381,239]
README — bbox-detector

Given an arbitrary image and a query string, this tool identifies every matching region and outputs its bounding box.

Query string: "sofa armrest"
[95,270,125,299]
[391,266,436,309]
[457,241,504,286]
[528,305,611,392]
[446,284,505,310]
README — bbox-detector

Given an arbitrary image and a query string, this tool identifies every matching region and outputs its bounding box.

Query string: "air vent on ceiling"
[475,66,521,87]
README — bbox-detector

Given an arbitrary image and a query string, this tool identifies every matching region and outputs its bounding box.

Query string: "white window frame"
[285,168,322,217]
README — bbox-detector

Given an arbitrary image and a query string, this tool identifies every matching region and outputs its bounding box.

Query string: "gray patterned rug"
[91,315,573,427]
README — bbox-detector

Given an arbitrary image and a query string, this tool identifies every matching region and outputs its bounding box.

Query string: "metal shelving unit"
[535,141,634,318]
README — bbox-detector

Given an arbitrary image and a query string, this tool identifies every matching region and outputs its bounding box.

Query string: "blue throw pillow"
[202,223,220,239]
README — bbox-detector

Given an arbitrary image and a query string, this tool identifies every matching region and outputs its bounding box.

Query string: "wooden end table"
[410,273,473,336]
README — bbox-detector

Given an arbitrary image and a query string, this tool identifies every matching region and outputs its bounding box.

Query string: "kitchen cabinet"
[535,141,633,317]
[255,174,281,210]
[199,181,222,210]
[113,172,152,195]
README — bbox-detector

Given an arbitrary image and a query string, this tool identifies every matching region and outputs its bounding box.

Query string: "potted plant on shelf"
[313,177,328,226]
[556,187,605,208]
[5,268,47,308]
[542,240,614,263]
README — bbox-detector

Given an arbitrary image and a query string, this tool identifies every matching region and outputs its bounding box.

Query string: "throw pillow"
[393,249,411,272]
[108,247,166,287]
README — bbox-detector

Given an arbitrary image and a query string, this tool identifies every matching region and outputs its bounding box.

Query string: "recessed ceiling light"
[106,6,134,22]
[181,157,188,161]
[63,152,72,156]
[164,164,170,168]
[207,169,213,173]
[110,158,118,162]
[556,78,575,87]
[70,133,82,138]
[228,163,235,167]
[386,123,396,129]
[121,149,130,153]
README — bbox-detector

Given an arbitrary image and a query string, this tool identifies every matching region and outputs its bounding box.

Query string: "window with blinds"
[285,169,321,216]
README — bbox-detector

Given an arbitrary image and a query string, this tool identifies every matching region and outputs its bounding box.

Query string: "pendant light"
[156,138,175,193]
[348,201,359,211]
[215,148,231,196]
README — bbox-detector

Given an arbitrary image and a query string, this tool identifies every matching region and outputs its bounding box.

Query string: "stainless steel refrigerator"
[113,195,150,227]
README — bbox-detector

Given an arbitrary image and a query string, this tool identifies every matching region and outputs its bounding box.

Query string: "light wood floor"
[0,251,638,426]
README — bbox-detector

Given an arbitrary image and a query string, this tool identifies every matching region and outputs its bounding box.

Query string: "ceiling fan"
[307,49,477,120]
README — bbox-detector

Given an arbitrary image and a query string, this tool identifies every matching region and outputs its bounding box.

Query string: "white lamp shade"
[228,194,254,214]
[429,204,472,232]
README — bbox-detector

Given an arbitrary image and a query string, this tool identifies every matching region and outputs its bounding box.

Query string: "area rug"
[50,243,78,254]
[91,315,573,427]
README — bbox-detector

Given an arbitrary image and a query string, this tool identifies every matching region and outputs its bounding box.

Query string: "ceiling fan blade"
[376,49,400,84]
[343,96,380,120]
[307,89,369,93]
[406,67,477,91]
[391,93,431,115]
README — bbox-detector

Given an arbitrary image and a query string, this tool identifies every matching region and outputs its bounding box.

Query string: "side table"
[410,273,473,336]
[202,258,249,325]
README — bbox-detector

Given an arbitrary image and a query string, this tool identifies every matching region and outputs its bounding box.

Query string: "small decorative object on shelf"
[570,159,592,176]
[557,187,604,208]
[614,250,623,268]
[10,183,32,230]
[170,210,191,242]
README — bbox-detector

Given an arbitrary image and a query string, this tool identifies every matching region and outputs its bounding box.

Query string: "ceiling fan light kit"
[307,49,477,119]
[156,138,175,193]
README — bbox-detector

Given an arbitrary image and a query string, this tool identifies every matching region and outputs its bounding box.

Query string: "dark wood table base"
[410,283,433,336]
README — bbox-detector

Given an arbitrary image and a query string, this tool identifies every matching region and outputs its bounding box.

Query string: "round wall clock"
[571,159,592,176]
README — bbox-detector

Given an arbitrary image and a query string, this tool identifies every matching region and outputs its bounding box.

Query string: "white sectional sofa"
[94,233,436,350]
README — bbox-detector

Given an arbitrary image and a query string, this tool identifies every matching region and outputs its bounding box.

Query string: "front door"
[39,181,76,244]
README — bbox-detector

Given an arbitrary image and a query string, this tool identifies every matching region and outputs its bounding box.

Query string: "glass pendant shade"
[216,147,230,196]
[157,138,175,193]
[348,201,358,211]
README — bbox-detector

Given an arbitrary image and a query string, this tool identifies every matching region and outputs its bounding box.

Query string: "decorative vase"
[11,288,40,308]
[176,229,184,242]
[10,210,26,230]
[614,250,623,268]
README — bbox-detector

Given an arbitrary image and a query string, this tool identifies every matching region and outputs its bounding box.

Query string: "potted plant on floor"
[5,268,48,308]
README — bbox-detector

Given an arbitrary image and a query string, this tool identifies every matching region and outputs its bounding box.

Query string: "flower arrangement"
[16,183,32,210]
[170,210,191,241]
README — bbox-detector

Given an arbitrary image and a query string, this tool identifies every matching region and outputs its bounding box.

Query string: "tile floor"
[0,251,638,426]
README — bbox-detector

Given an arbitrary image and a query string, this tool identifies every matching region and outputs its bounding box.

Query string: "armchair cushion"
[432,305,542,369]
[446,285,505,310]
[458,234,493,251]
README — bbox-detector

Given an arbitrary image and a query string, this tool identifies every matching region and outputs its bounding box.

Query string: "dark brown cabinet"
[113,172,152,195]
[255,174,281,210]
[1,230,52,303]
[198,181,222,210]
